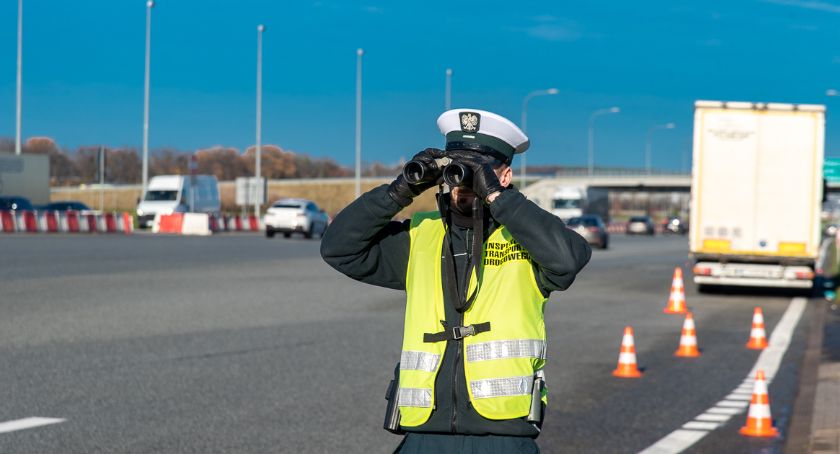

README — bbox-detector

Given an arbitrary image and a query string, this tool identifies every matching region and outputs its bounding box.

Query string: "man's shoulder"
[410,211,442,228]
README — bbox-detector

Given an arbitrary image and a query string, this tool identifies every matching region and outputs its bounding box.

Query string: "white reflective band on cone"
[400,351,440,372]
[470,375,533,399]
[747,404,772,418]
[398,387,432,408]
[618,352,637,364]
[751,328,766,337]
[681,337,697,347]
[466,339,546,362]
[685,319,695,330]
[622,335,634,347]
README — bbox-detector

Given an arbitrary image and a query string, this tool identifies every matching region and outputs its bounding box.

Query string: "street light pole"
[587,107,620,177]
[15,0,22,155]
[445,68,452,110]
[254,24,265,217]
[142,0,154,195]
[354,48,364,199]
[645,122,676,175]
[520,88,558,187]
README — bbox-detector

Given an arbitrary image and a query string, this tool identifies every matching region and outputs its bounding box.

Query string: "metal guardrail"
[551,168,691,177]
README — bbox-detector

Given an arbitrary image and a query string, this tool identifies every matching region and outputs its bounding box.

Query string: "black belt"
[424,322,491,343]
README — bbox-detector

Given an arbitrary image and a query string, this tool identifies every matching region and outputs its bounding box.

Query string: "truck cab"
[551,186,585,222]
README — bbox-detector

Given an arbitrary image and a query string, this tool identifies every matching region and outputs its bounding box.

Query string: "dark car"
[0,196,34,211]
[663,217,688,235]
[626,215,656,235]
[44,201,92,212]
[567,214,609,249]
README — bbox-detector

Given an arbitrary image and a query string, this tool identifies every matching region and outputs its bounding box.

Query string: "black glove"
[448,151,506,202]
[388,148,446,207]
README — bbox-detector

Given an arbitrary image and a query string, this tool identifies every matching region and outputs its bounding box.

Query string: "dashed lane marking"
[0,418,65,434]
[639,297,807,454]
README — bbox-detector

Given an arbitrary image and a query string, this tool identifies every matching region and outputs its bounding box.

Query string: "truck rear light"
[795,270,814,280]
[693,265,712,276]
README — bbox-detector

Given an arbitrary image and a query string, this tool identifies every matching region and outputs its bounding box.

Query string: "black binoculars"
[402,156,473,187]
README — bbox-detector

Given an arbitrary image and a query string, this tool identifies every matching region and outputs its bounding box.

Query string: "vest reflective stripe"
[466,339,546,363]
[400,350,441,372]
[400,211,548,426]
[398,387,432,408]
[470,375,534,399]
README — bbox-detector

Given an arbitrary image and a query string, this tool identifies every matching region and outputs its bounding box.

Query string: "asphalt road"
[0,233,815,453]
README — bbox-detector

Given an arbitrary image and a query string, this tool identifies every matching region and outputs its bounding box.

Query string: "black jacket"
[320,184,591,436]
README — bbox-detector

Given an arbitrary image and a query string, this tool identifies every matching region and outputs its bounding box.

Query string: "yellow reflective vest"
[398,211,548,427]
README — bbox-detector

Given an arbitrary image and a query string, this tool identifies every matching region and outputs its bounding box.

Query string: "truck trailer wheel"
[265,228,275,238]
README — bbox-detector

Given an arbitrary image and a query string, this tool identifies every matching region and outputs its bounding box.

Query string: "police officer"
[320,109,591,453]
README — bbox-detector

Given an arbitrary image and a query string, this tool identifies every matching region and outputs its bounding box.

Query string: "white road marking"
[0,418,65,434]
[706,407,741,415]
[683,421,719,430]
[639,297,807,454]
[715,400,749,408]
[696,413,732,422]
[724,393,752,401]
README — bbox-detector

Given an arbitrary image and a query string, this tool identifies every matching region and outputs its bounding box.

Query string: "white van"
[136,175,220,228]
[551,186,585,221]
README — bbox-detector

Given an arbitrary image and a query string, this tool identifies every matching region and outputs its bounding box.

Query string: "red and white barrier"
[39,211,60,233]
[21,211,38,233]
[0,210,133,234]
[1,210,16,233]
[607,223,627,234]
[119,212,134,234]
[153,213,211,236]
[64,211,80,232]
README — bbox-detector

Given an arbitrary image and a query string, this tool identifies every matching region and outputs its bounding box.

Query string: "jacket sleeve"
[488,188,592,295]
[319,184,412,290]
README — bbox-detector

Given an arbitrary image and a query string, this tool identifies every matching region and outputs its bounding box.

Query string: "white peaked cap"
[436,109,530,164]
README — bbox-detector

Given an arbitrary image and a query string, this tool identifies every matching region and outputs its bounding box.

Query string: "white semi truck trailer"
[690,100,825,290]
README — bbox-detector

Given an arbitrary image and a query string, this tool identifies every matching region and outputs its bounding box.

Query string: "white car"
[264,198,329,239]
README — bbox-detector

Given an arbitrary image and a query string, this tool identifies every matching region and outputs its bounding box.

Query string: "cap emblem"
[460,112,480,133]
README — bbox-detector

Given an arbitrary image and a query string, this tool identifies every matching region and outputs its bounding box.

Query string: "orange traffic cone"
[739,370,779,437]
[675,312,701,357]
[613,326,643,378]
[663,267,687,314]
[746,307,769,350]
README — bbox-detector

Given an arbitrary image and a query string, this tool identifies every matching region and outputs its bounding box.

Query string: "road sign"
[235,177,266,206]
[825,158,840,182]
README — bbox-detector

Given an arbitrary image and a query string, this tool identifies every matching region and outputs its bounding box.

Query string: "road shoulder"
[808,302,840,453]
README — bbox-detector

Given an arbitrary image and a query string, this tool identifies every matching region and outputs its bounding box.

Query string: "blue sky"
[1,0,840,170]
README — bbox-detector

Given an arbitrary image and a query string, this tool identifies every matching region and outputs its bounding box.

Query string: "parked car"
[567,214,609,249]
[43,201,92,212]
[626,216,656,235]
[264,198,329,239]
[663,217,688,235]
[0,196,34,211]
